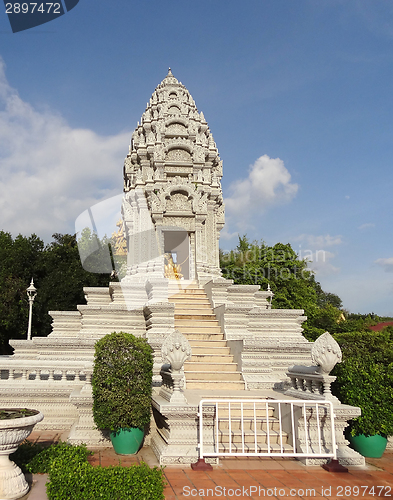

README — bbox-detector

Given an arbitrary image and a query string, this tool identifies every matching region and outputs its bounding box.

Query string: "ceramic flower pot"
[0,409,44,500]
[110,427,144,455]
[349,433,388,458]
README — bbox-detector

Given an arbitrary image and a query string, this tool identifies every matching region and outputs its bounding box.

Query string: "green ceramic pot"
[109,427,144,455]
[349,433,388,458]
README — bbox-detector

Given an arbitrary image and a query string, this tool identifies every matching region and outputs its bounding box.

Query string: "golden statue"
[111,220,127,256]
[164,253,183,280]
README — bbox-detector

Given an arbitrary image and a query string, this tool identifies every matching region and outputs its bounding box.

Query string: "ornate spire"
[160,67,180,87]
[121,71,225,280]
[123,70,223,195]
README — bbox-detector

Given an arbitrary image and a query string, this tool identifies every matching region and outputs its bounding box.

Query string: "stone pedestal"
[294,403,365,466]
[67,381,110,448]
[151,395,216,465]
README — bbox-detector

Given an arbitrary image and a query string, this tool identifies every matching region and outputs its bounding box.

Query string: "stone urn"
[0,409,44,500]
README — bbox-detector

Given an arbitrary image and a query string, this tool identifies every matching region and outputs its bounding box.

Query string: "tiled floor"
[23,431,393,499]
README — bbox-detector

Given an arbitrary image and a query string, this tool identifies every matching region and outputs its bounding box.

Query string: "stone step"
[187,340,227,347]
[185,371,243,381]
[186,380,245,390]
[174,310,215,317]
[213,407,274,418]
[189,347,231,355]
[185,352,234,364]
[174,304,212,310]
[184,362,237,371]
[217,418,282,431]
[168,289,206,296]
[170,300,211,307]
[219,430,289,445]
[176,323,220,330]
[219,442,293,453]
[175,314,217,320]
[183,333,224,341]
[169,282,246,392]
[176,326,222,334]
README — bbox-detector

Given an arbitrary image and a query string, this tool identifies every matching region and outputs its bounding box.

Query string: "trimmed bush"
[92,331,154,431]
[332,328,393,436]
[12,441,165,500]
[47,458,165,500]
[11,441,91,473]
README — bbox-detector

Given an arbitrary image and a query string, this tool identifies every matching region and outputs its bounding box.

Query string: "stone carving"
[124,156,133,173]
[165,192,192,212]
[194,192,208,213]
[153,144,165,161]
[165,166,193,175]
[168,175,191,186]
[166,149,192,162]
[166,123,188,136]
[167,105,181,115]
[311,332,342,374]
[145,166,154,182]
[162,217,195,231]
[162,329,192,371]
[161,330,192,404]
[0,410,44,499]
[146,191,163,213]
[193,145,206,163]
[216,204,225,225]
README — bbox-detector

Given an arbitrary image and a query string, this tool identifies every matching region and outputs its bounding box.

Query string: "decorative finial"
[311,332,342,374]
[167,67,173,76]
[162,329,192,372]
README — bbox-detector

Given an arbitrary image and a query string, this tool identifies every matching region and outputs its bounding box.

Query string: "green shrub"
[11,441,91,473]
[92,331,153,431]
[332,328,393,436]
[12,441,165,500]
[47,458,165,500]
[10,441,44,473]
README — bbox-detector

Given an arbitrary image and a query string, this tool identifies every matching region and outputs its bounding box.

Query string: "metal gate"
[197,399,337,461]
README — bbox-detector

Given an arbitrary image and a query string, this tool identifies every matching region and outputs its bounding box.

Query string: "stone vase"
[0,409,44,500]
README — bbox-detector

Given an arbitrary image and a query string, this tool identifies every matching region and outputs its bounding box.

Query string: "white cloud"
[219,226,239,241]
[0,57,130,241]
[294,234,343,248]
[375,257,393,273]
[358,222,375,230]
[224,155,298,229]
[292,234,342,276]
[302,249,340,277]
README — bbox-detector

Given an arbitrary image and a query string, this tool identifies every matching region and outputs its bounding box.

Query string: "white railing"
[197,399,336,461]
[0,360,92,383]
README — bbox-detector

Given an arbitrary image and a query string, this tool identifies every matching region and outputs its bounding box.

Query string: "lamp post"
[26,278,37,341]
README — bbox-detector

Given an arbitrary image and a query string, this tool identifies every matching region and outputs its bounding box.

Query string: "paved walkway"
[21,431,393,500]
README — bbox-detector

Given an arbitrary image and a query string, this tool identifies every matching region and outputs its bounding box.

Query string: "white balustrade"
[0,360,92,384]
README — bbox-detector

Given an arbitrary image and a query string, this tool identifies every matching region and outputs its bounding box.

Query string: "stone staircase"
[168,281,245,390]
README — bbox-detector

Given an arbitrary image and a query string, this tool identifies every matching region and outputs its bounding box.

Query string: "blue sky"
[0,0,392,315]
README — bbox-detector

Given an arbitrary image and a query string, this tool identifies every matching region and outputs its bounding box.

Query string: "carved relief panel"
[165,149,192,162]
[165,192,192,213]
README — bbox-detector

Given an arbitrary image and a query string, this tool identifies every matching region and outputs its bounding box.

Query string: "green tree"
[0,232,45,352]
[332,327,393,436]
[35,233,113,338]
[0,232,112,352]
[219,235,346,341]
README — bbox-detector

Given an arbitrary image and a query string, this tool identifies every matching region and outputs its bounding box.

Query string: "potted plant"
[92,331,153,455]
[0,408,44,499]
[332,328,393,457]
